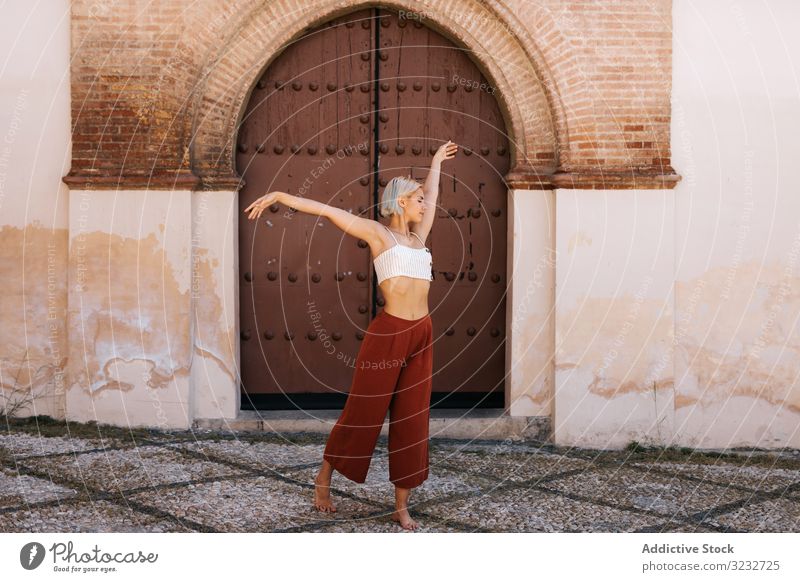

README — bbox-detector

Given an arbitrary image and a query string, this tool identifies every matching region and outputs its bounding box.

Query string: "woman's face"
[401,188,426,222]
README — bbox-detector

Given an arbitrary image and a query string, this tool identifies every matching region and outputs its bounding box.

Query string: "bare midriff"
[377,277,430,319]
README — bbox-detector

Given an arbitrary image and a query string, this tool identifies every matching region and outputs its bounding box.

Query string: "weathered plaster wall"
[670,0,800,448]
[554,189,675,448]
[507,188,555,418]
[191,190,239,421]
[66,190,193,428]
[0,1,71,419]
[60,188,239,429]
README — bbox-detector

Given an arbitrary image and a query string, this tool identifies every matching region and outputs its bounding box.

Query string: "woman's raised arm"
[413,140,457,240]
[244,191,379,242]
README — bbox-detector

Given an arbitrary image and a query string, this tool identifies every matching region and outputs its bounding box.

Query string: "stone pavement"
[1,418,799,533]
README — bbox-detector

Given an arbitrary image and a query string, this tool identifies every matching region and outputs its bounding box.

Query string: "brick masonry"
[64,0,678,190]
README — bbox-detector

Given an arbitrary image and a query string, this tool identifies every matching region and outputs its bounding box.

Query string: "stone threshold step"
[194,409,551,442]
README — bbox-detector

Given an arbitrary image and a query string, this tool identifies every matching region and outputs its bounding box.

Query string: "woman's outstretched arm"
[244,191,379,242]
[414,140,458,240]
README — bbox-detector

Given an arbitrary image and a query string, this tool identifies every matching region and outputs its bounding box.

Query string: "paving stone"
[170,438,328,470]
[0,432,126,459]
[16,445,249,493]
[0,499,193,532]
[424,486,667,532]
[702,497,800,532]
[543,466,749,519]
[635,519,720,532]
[432,441,550,454]
[312,513,465,533]
[430,444,594,483]
[0,466,77,509]
[125,475,377,532]
[628,460,800,493]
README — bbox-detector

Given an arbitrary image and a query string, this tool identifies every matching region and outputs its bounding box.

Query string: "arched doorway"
[237,7,510,410]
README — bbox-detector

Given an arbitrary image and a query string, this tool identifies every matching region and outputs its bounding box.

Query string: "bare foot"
[391,507,419,530]
[313,472,337,512]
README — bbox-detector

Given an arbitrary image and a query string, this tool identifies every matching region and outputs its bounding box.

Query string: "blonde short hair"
[379,175,421,218]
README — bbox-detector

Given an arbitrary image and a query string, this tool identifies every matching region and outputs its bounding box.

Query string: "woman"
[245,140,458,530]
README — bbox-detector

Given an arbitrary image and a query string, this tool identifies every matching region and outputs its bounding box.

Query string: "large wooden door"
[237,8,510,409]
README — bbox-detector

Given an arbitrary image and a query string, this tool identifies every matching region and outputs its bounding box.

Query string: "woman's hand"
[244,191,285,220]
[433,140,458,164]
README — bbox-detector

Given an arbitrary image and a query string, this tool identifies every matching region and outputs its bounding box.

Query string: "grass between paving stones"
[1,415,328,448]
[3,415,158,444]
[617,441,800,471]
[425,438,800,473]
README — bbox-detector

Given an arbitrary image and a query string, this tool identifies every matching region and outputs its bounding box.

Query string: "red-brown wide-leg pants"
[323,309,433,489]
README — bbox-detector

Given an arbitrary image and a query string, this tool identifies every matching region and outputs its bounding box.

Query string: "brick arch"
[189,0,564,190]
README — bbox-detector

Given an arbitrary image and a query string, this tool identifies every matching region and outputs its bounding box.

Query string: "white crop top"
[373,225,433,284]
